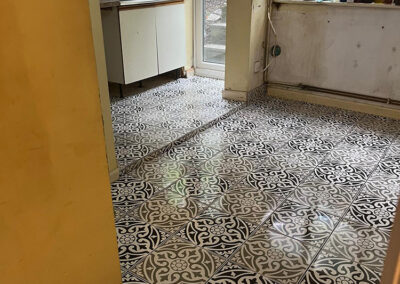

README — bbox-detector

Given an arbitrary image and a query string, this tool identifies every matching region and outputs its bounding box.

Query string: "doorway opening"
[194,0,227,79]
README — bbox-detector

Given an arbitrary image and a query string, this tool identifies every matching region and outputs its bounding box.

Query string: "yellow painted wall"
[0,0,121,283]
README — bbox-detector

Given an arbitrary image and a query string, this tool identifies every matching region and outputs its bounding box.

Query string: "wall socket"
[254,61,262,73]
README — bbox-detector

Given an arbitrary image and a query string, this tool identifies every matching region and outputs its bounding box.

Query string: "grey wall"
[267,3,400,101]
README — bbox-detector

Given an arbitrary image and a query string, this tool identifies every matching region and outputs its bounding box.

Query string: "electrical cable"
[263,0,278,73]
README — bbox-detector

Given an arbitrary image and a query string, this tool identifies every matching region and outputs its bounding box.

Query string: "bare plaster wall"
[267,3,400,101]
[225,0,267,94]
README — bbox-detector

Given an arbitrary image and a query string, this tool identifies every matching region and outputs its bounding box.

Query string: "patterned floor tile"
[323,220,390,273]
[127,128,185,150]
[201,153,256,184]
[111,103,144,117]
[301,122,351,142]
[208,262,277,284]
[227,141,275,160]
[116,219,169,265]
[301,251,381,284]
[328,144,383,168]
[109,78,399,283]
[169,172,231,205]
[362,169,400,202]
[111,174,159,206]
[113,121,148,136]
[314,162,368,188]
[345,194,396,231]
[249,126,300,144]
[130,156,191,189]
[289,181,355,216]
[216,118,257,132]
[166,144,218,167]
[187,127,238,151]
[344,131,392,150]
[115,140,155,169]
[245,167,301,198]
[387,138,400,156]
[287,134,335,154]
[378,156,400,177]
[135,191,207,233]
[266,115,309,130]
[261,151,321,179]
[178,207,257,258]
[212,186,279,224]
[265,200,339,247]
[121,269,147,284]
[232,227,319,284]
[356,114,400,136]
[134,237,224,284]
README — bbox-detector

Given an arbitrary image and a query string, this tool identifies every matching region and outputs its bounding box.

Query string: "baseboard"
[109,167,120,183]
[268,86,400,120]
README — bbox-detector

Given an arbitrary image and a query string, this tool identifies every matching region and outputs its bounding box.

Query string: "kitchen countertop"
[100,0,182,9]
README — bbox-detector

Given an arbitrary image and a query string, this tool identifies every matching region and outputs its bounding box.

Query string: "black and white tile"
[108,81,399,283]
[232,227,319,284]
[178,208,257,258]
[302,251,381,284]
[208,262,276,284]
[289,180,355,216]
[246,167,301,197]
[323,220,390,273]
[345,194,396,231]
[265,200,339,247]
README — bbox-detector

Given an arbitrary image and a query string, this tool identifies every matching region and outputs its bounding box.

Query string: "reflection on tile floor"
[110,77,400,283]
[111,76,243,170]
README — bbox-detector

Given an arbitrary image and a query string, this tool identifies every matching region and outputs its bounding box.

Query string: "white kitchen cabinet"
[120,8,159,84]
[156,4,186,74]
[101,2,186,85]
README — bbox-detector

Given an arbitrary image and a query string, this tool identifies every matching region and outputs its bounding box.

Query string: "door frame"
[194,0,225,80]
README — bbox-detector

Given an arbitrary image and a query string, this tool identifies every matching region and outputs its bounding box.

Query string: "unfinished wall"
[249,0,267,91]
[267,3,400,101]
[0,0,121,283]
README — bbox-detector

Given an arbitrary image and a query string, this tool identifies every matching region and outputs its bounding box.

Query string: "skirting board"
[109,167,120,183]
[268,86,400,120]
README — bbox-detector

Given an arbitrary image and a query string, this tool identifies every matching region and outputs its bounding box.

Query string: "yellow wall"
[0,0,121,283]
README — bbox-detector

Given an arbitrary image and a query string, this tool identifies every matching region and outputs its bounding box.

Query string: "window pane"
[203,0,227,65]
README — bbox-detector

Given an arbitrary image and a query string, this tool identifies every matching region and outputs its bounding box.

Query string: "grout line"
[296,117,399,284]
[118,97,399,283]
[120,104,246,175]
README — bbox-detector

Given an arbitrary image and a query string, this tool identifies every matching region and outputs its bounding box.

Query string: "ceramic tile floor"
[110,77,400,284]
[111,76,243,171]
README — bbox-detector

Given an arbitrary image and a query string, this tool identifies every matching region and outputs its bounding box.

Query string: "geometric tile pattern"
[109,77,399,283]
[111,76,243,171]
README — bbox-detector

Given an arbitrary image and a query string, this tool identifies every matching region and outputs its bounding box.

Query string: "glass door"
[194,0,227,79]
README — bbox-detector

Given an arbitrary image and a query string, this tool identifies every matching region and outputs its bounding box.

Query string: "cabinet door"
[119,8,158,84]
[156,4,186,74]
